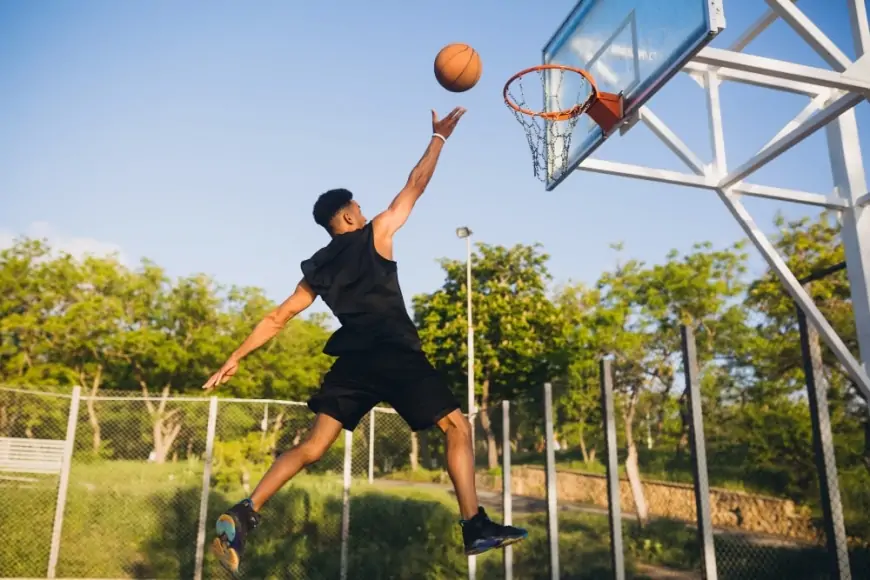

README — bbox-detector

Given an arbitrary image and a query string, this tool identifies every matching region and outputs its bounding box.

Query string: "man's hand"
[202,357,239,391]
[432,107,466,139]
[372,107,468,245]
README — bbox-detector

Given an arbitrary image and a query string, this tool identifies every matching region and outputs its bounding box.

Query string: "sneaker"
[460,507,528,556]
[211,498,261,576]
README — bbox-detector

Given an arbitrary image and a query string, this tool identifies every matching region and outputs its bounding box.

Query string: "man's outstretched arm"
[374,107,466,237]
[202,278,317,390]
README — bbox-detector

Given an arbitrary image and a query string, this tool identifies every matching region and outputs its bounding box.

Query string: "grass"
[1,460,868,579]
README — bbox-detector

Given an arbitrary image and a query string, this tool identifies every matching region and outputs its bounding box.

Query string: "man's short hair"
[313,188,353,231]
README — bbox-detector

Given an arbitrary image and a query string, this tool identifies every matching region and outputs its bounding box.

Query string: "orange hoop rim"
[503,64,600,122]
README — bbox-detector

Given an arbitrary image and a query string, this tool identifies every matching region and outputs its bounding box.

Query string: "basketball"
[434,43,482,92]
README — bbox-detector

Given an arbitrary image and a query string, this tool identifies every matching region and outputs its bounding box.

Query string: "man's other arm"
[229,278,317,361]
[202,278,317,390]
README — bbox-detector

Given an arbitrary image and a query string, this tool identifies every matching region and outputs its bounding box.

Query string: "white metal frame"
[571,0,870,400]
[46,386,81,579]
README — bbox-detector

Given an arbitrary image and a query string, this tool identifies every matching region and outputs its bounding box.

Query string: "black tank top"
[300,223,422,355]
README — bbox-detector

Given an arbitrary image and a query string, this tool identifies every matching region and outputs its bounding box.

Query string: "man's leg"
[382,350,528,556]
[211,413,343,574]
[434,409,527,555]
[436,409,479,520]
[250,413,343,510]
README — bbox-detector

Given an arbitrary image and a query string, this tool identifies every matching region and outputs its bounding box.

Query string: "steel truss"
[576,0,870,403]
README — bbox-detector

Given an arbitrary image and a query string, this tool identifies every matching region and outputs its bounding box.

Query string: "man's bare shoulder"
[370,216,396,261]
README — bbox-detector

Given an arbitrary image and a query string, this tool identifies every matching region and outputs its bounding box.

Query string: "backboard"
[542,0,725,190]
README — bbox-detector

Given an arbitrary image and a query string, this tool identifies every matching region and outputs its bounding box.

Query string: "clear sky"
[2,0,867,323]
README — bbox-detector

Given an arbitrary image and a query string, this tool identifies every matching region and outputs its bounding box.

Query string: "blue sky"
[2,0,867,323]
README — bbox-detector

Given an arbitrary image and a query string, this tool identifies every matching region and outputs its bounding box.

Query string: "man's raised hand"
[432,106,467,140]
[202,357,239,392]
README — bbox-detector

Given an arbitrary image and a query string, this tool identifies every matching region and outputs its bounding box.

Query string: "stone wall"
[476,466,819,542]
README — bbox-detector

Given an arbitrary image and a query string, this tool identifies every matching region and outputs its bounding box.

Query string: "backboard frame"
[522,3,870,578]
[541,0,727,190]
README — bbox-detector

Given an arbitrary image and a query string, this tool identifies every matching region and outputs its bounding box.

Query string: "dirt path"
[371,478,804,549]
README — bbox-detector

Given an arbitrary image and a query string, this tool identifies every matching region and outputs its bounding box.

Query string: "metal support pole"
[462,230,477,580]
[543,382,560,580]
[340,429,353,580]
[47,385,81,578]
[826,108,870,391]
[599,361,625,580]
[368,409,375,484]
[193,396,219,580]
[502,400,513,580]
[681,326,718,580]
[797,293,852,579]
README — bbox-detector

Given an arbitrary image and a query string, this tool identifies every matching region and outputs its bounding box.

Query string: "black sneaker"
[211,498,261,576]
[460,507,528,556]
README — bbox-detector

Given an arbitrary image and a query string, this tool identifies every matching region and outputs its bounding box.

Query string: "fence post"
[194,396,219,580]
[502,400,513,580]
[544,382,560,580]
[797,307,852,579]
[368,409,375,483]
[46,385,81,578]
[340,429,353,580]
[680,326,718,580]
[600,360,625,580]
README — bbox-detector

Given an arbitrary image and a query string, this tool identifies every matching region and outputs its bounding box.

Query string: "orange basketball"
[434,43,482,92]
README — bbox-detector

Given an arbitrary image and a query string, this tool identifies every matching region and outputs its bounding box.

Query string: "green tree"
[632,241,749,457]
[592,254,653,524]
[550,282,602,464]
[0,239,77,437]
[116,267,229,462]
[43,253,129,453]
[741,212,868,501]
[413,243,561,468]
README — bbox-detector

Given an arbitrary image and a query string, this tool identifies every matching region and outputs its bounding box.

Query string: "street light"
[455,227,475,453]
[456,225,476,580]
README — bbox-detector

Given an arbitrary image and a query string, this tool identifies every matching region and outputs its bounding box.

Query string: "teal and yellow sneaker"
[211,499,260,576]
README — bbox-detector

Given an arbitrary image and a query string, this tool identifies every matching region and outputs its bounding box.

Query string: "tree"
[117,268,230,463]
[413,243,561,468]
[593,255,652,525]
[551,282,602,464]
[631,241,750,457]
[44,253,129,454]
[742,212,869,498]
[0,239,78,437]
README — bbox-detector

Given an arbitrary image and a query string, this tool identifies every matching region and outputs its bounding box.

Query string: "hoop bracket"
[587,92,624,135]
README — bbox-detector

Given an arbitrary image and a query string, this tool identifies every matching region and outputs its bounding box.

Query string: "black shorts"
[306,348,460,432]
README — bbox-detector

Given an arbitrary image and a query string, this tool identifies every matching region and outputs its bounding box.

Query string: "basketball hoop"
[503,64,624,182]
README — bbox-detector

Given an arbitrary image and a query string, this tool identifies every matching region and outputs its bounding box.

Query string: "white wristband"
[432,133,446,143]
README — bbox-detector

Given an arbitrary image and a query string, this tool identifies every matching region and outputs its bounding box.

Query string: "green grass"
[2,460,868,579]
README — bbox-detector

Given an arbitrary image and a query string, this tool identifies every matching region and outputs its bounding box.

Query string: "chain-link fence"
[0,387,518,580]
[206,398,347,579]
[8,369,863,580]
[0,386,71,579]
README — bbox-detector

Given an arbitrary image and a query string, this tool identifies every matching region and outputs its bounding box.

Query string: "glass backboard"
[543,0,725,190]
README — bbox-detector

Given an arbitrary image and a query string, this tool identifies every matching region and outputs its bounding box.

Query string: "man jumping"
[202,106,528,575]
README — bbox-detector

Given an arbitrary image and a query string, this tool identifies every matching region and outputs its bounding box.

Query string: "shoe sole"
[465,531,528,556]
[212,514,241,576]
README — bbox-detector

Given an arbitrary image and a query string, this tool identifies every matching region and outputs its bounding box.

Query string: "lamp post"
[455,226,475,453]
[456,225,476,580]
